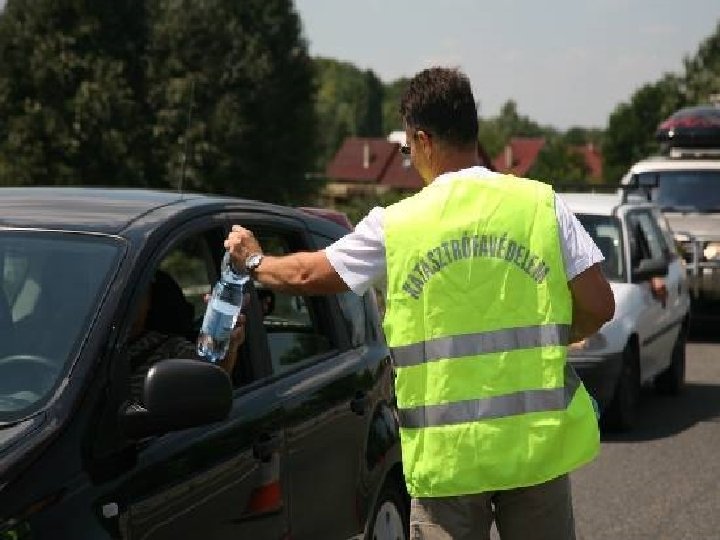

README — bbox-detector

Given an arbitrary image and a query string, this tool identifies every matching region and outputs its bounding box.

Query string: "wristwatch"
[244,252,264,273]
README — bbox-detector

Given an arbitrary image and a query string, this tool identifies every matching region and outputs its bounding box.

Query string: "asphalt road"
[572,323,720,540]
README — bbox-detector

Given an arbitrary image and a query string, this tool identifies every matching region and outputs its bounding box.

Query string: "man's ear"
[417,130,432,159]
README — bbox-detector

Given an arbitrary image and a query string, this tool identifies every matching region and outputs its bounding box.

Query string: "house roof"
[326,135,495,191]
[572,144,603,180]
[325,137,396,183]
[381,152,425,190]
[493,137,604,180]
[493,137,546,176]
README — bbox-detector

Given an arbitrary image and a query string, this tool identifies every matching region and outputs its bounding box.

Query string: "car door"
[650,207,689,348]
[95,218,292,540]
[228,214,375,540]
[624,209,673,380]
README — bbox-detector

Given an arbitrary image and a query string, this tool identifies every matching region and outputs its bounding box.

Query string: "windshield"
[0,232,121,423]
[632,170,720,212]
[576,215,625,282]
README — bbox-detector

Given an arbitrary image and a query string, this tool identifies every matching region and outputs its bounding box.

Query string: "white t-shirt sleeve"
[554,193,604,280]
[324,206,387,296]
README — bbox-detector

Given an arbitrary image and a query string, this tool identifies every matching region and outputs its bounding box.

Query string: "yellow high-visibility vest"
[383,173,599,498]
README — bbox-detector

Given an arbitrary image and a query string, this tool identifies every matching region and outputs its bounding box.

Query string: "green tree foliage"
[382,77,410,134]
[0,0,318,204]
[529,136,590,186]
[145,0,317,203]
[602,22,720,183]
[683,21,720,105]
[602,75,684,183]
[334,190,406,226]
[478,100,548,158]
[314,58,385,169]
[0,0,150,186]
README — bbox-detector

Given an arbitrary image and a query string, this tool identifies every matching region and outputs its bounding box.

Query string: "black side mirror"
[631,258,668,283]
[120,358,232,439]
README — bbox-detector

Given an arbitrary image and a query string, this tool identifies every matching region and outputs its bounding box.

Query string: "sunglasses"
[399,129,431,156]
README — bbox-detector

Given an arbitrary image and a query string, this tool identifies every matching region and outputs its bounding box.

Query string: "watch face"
[246,253,262,271]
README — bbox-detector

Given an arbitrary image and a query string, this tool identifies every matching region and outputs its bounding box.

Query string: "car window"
[652,208,679,260]
[631,170,720,212]
[576,215,625,282]
[627,211,664,266]
[255,230,335,376]
[125,227,254,396]
[158,234,215,323]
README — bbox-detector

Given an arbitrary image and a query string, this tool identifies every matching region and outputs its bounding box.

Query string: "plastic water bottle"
[197,251,249,362]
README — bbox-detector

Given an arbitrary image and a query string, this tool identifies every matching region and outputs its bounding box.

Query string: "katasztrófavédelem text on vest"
[402,232,550,300]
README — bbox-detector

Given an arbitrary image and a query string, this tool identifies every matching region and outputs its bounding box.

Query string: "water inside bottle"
[197,253,250,362]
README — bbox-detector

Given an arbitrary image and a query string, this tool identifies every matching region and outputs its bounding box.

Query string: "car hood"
[664,212,720,239]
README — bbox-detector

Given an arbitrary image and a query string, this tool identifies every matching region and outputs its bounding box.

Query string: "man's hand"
[224,225,263,272]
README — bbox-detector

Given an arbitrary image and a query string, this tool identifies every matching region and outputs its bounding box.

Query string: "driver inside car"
[127,270,245,403]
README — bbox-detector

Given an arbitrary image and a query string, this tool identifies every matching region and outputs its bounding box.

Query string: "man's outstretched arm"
[224,225,349,295]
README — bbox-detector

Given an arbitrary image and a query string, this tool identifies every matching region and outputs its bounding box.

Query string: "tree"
[602,75,683,183]
[146,0,318,203]
[313,58,386,170]
[529,137,589,186]
[0,0,150,186]
[381,77,409,134]
[0,0,318,205]
[478,100,548,158]
[683,21,720,105]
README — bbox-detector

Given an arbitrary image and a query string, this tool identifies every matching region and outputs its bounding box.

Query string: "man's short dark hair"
[400,67,478,148]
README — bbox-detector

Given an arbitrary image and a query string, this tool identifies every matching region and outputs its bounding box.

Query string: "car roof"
[558,192,622,216]
[558,191,656,216]
[0,187,324,235]
[628,156,720,174]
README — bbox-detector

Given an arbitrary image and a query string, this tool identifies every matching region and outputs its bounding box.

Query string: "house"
[493,137,604,182]
[323,134,494,205]
[492,137,546,177]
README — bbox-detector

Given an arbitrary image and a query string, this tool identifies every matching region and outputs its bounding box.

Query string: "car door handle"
[350,391,368,416]
[253,434,281,462]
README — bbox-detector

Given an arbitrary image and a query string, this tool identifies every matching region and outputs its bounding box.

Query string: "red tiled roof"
[327,136,496,191]
[380,151,425,190]
[572,144,603,180]
[325,137,396,183]
[492,137,545,176]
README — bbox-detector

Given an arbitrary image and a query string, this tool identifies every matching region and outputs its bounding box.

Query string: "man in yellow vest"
[225,67,615,540]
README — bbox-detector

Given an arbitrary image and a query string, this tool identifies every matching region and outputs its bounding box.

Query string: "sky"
[293,0,720,130]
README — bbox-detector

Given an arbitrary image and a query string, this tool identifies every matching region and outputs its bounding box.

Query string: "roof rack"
[667,146,720,159]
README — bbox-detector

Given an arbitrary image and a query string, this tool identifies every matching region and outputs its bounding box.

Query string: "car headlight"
[569,333,607,352]
[704,242,720,261]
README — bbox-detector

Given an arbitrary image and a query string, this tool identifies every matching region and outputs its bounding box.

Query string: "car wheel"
[602,342,641,432]
[367,479,408,540]
[655,326,686,395]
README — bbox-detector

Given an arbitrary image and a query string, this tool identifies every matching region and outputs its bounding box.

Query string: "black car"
[0,188,408,540]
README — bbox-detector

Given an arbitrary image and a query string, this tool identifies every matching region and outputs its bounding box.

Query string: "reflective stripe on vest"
[391,323,570,368]
[399,364,580,428]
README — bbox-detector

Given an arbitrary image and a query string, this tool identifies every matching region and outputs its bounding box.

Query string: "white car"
[562,192,691,431]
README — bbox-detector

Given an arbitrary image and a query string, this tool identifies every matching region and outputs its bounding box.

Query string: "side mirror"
[631,258,668,283]
[120,358,232,439]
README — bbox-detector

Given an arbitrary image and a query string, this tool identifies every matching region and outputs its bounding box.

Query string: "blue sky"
[294,0,719,130]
